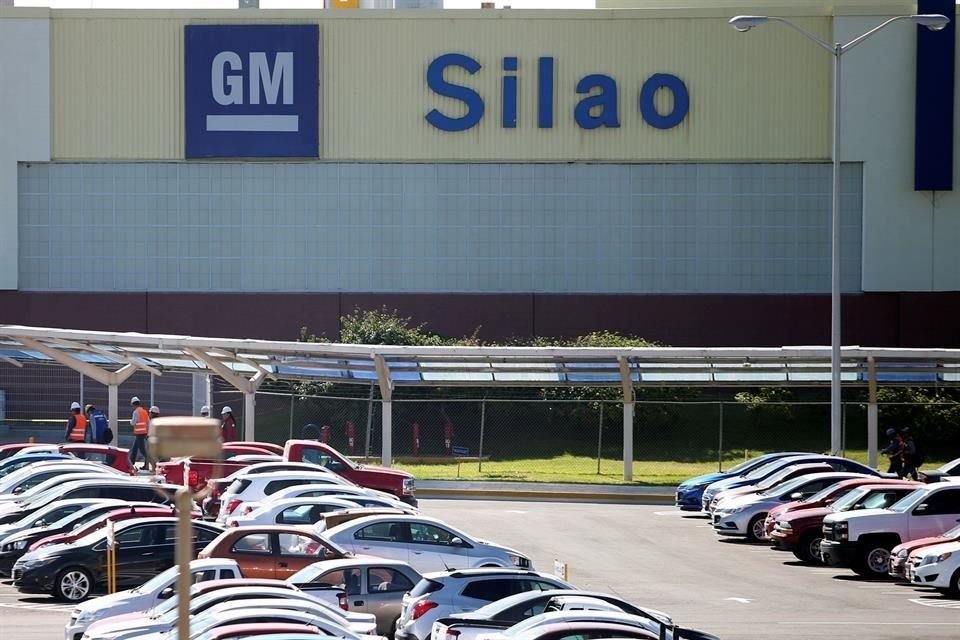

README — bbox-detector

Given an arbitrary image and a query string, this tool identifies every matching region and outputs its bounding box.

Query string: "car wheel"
[853,545,892,578]
[746,514,766,542]
[793,531,824,565]
[54,568,92,602]
[388,616,400,640]
[947,569,960,598]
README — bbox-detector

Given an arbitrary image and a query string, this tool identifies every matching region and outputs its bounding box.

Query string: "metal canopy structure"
[3,324,960,478]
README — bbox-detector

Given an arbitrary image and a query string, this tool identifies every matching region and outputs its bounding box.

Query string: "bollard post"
[596,403,604,475]
[478,401,486,473]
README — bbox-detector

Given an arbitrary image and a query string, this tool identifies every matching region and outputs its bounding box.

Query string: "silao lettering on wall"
[425,53,690,132]
[185,24,319,158]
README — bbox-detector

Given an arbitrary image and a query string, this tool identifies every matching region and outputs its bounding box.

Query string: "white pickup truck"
[820,481,960,577]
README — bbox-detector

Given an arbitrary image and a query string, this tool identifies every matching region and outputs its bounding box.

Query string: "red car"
[770,482,920,564]
[29,504,201,551]
[284,440,417,506]
[762,477,914,538]
[889,523,960,580]
[0,443,41,461]
[158,444,283,494]
[60,444,135,475]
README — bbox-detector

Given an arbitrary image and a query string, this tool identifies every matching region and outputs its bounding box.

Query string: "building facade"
[0,1,957,346]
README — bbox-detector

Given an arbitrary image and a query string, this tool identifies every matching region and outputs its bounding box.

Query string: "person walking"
[128,396,150,469]
[901,427,920,481]
[883,427,905,478]
[85,404,110,445]
[220,406,237,442]
[64,402,87,443]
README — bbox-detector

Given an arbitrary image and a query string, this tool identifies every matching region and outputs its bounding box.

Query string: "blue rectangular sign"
[185,24,319,158]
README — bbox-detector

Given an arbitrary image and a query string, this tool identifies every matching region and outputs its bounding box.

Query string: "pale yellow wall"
[49,8,832,161]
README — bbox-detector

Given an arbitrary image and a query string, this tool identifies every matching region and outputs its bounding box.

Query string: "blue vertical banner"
[915,0,955,191]
[185,24,319,158]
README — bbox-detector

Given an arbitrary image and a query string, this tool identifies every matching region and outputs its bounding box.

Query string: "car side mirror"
[159,587,174,600]
[450,537,465,547]
[915,503,929,513]
[13,487,24,495]
[824,498,835,505]
[33,519,45,527]
[790,492,803,500]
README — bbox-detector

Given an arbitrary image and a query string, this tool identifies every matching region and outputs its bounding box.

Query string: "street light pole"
[728,13,949,457]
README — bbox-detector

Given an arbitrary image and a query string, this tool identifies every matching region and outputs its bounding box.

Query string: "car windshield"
[727,457,765,475]
[889,488,928,513]
[832,488,870,511]
[936,459,960,474]
[766,476,812,498]
[743,460,786,480]
[470,590,553,618]
[805,483,849,504]
[756,468,798,490]
[942,524,960,538]
[133,565,177,594]
[501,613,552,637]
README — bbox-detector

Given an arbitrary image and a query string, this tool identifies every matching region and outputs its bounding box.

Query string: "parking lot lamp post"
[150,418,222,640]
[728,13,949,456]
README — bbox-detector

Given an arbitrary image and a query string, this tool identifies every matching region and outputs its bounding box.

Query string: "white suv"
[396,569,573,640]
[217,471,357,522]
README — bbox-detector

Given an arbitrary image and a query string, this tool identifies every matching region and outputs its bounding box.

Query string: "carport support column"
[108,383,119,435]
[867,356,878,469]
[619,356,635,482]
[244,391,256,442]
[374,354,394,468]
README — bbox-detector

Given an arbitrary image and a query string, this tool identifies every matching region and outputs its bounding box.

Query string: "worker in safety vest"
[85,404,110,444]
[64,402,87,443]
[128,396,151,469]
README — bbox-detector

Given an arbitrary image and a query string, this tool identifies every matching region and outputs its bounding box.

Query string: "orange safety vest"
[69,414,87,442]
[133,406,149,436]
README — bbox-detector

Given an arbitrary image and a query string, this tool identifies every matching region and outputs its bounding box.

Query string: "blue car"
[699,454,881,513]
[675,452,808,511]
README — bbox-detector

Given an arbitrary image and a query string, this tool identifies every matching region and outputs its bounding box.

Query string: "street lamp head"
[729,15,770,33]
[911,14,950,31]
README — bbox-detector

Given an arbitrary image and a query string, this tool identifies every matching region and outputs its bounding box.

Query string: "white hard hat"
[70,401,81,411]
[200,405,210,416]
[149,406,160,414]
[130,396,141,405]
[221,406,232,415]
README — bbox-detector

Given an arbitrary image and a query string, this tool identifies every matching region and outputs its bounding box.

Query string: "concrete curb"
[417,487,675,504]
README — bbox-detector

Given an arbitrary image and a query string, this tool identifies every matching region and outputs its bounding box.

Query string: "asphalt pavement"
[3,500,960,640]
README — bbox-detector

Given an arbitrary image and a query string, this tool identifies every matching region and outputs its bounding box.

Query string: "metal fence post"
[718,402,724,472]
[478,399,486,472]
[288,390,294,441]
[79,373,84,409]
[596,402,604,474]
[364,384,374,459]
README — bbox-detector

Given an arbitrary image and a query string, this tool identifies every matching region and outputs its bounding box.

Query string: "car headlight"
[777,521,792,531]
[402,478,415,495]
[897,549,909,558]
[76,609,100,623]
[12,539,28,550]
[17,556,55,570]
[933,552,953,564]
[508,554,530,568]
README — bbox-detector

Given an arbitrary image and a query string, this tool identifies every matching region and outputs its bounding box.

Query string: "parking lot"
[2,498,959,640]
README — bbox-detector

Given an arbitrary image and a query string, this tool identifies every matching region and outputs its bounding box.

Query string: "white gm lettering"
[211,51,294,106]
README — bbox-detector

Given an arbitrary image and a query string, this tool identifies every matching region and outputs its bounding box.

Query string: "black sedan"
[12,516,222,602]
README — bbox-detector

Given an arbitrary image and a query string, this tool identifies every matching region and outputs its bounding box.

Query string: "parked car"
[325,515,532,573]
[12,516,223,602]
[217,471,357,522]
[771,483,920,564]
[64,558,242,640]
[204,462,348,518]
[397,569,572,640]
[290,557,423,635]
[0,471,116,505]
[904,539,960,595]
[60,444,136,475]
[0,453,82,480]
[0,461,123,496]
[707,463,835,513]
[712,472,868,541]
[228,497,391,528]
[284,440,417,506]
[193,623,328,640]
[762,477,916,539]
[0,478,176,525]
[316,509,414,533]
[0,498,123,544]
[238,483,409,519]
[30,503,198,552]
[700,455,879,512]
[431,589,678,640]
[889,522,960,580]
[83,580,313,640]
[821,482,960,577]
[198,525,352,579]
[674,452,809,511]
[142,605,380,640]
[919,457,960,483]
[0,500,164,575]
[0,443,42,461]
[477,611,661,640]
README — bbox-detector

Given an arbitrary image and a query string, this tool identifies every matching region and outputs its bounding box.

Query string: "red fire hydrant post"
[412,422,420,457]
[320,425,331,444]
[346,421,356,456]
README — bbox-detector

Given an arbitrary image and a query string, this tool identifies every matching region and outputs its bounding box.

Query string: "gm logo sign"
[185,24,319,158]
